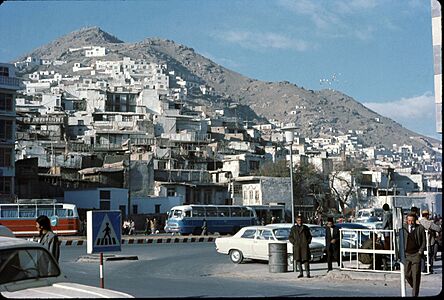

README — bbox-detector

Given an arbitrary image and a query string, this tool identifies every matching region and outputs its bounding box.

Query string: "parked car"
[0,225,14,237]
[0,236,133,298]
[215,225,324,267]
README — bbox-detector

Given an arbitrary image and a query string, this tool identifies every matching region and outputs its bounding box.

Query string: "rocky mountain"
[14,27,441,151]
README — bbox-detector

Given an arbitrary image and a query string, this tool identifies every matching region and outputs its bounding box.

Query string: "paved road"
[59,243,442,298]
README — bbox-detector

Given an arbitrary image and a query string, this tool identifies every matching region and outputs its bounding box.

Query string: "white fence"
[339,228,431,274]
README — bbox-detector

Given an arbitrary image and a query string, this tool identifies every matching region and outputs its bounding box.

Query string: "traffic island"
[76,254,139,263]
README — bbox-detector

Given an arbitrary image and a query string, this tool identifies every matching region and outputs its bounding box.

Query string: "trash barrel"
[268,243,288,273]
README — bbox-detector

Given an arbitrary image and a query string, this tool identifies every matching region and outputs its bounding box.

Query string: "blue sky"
[0,0,441,140]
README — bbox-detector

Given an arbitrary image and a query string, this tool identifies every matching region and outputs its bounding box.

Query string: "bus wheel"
[229,249,243,264]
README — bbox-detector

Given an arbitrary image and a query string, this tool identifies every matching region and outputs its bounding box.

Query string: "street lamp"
[285,131,295,224]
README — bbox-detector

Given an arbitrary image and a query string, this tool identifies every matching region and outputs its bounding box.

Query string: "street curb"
[60,236,216,246]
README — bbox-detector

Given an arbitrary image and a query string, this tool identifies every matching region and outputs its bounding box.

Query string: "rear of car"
[0,236,133,298]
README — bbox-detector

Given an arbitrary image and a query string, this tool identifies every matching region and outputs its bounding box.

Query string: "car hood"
[1,282,133,298]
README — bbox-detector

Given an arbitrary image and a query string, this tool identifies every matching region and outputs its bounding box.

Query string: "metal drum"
[268,243,288,273]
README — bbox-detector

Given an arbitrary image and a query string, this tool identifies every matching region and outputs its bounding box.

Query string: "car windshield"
[0,247,60,284]
[310,227,324,237]
[273,228,290,241]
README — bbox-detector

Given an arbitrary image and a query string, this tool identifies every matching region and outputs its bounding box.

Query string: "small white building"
[85,46,106,57]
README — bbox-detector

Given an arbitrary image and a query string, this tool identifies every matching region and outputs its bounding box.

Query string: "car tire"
[229,249,244,264]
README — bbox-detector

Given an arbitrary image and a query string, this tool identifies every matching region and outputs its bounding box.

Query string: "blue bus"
[164,205,257,235]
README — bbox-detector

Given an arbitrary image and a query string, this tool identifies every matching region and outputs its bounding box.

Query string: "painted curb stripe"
[60,237,215,246]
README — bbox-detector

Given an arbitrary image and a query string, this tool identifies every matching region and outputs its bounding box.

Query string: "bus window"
[1,207,18,218]
[205,207,217,217]
[218,207,229,217]
[67,209,74,217]
[19,208,35,218]
[192,207,205,217]
[172,210,183,219]
[231,207,241,217]
[240,207,252,217]
[184,210,191,218]
[37,208,54,217]
[56,209,67,217]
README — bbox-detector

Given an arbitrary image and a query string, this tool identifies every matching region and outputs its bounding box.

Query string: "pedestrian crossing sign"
[87,210,121,254]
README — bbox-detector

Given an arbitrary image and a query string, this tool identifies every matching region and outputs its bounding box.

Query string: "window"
[155,204,161,214]
[100,190,111,199]
[1,207,18,218]
[241,229,256,239]
[132,205,138,214]
[37,208,54,217]
[191,207,205,217]
[258,229,273,240]
[205,207,217,217]
[167,188,175,197]
[0,120,13,140]
[0,177,12,194]
[217,207,229,217]
[56,209,67,217]
[0,93,13,111]
[0,66,9,77]
[0,147,12,167]
[99,200,110,210]
[0,249,60,284]
[19,208,36,218]
[230,207,241,217]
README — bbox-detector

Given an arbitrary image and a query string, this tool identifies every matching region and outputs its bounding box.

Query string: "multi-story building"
[0,63,21,202]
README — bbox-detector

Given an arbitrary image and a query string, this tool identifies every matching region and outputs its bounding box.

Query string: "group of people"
[289,204,442,297]
[122,219,136,235]
[288,215,341,279]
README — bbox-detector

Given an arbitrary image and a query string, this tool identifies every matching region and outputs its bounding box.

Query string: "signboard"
[87,210,121,254]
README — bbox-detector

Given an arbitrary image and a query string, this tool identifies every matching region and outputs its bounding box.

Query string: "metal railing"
[339,228,431,274]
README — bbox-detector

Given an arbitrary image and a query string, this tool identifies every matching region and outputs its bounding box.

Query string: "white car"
[0,236,133,298]
[0,225,14,237]
[215,225,324,266]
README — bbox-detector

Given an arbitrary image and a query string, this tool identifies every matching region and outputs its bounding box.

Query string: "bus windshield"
[168,209,184,219]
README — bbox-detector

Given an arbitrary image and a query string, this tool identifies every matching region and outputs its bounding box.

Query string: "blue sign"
[87,210,121,254]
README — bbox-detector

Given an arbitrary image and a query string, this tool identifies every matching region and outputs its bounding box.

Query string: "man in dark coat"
[402,212,426,297]
[289,215,312,278]
[325,217,340,272]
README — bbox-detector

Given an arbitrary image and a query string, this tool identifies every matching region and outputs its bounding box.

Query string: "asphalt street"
[59,242,442,298]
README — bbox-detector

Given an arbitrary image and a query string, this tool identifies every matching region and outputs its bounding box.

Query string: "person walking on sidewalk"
[325,217,340,272]
[402,212,426,297]
[381,203,393,270]
[289,215,312,278]
[36,215,60,262]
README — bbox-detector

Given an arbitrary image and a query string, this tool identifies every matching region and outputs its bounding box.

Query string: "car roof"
[0,236,44,249]
[0,225,15,237]
[336,223,369,229]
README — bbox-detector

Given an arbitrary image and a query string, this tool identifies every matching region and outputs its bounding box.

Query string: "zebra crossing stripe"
[60,236,217,246]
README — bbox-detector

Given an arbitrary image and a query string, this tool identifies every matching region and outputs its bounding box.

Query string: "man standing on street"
[289,215,312,278]
[419,209,442,274]
[402,212,426,297]
[325,217,340,272]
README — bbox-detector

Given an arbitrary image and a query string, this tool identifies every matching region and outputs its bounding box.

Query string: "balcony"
[0,75,21,90]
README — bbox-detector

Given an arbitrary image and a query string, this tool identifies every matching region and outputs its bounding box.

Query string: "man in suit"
[325,217,340,272]
[289,215,312,278]
[403,212,426,297]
